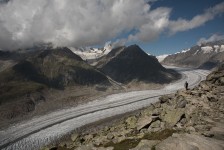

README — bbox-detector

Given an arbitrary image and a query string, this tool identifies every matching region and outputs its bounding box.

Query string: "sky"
[0,0,224,55]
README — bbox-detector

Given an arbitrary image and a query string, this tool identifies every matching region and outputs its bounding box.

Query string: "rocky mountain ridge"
[96,45,181,84]
[162,40,224,69]
[49,63,224,150]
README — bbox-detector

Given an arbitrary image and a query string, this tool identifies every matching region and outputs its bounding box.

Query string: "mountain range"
[0,45,180,125]
[161,40,224,69]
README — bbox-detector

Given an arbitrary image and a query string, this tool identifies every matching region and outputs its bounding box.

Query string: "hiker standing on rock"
[184,81,188,90]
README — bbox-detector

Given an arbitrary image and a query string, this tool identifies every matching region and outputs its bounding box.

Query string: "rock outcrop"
[48,64,224,150]
[156,133,224,150]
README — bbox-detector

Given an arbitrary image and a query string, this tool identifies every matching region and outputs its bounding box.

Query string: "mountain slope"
[0,47,110,103]
[162,40,224,69]
[96,45,181,84]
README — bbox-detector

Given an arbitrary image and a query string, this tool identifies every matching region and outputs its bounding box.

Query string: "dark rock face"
[0,47,110,104]
[97,45,181,83]
[162,40,224,69]
[1,47,110,89]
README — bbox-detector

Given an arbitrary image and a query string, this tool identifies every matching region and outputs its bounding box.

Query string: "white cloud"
[0,0,152,50]
[197,34,224,45]
[168,2,224,34]
[128,7,171,42]
[0,0,223,50]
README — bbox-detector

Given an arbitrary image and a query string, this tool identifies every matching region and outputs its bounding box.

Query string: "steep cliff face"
[162,40,224,69]
[97,45,181,84]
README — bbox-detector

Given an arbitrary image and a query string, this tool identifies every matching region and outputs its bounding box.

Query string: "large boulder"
[156,133,224,150]
[137,116,153,130]
[125,116,138,129]
[130,140,161,150]
[71,133,79,142]
[161,108,185,127]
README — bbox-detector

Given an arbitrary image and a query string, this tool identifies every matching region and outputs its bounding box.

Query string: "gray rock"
[71,133,79,142]
[150,120,161,128]
[151,127,161,132]
[207,94,218,102]
[185,126,196,133]
[159,95,170,103]
[75,144,114,150]
[152,108,161,116]
[218,77,224,85]
[156,133,224,150]
[176,100,187,108]
[202,132,214,137]
[112,135,126,144]
[137,116,153,130]
[130,140,160,150]
[199,81,211,91]
[83,134,93,142]
[161,108,185,127]
[125,116,137,129]
[92,136,109,146]
[107,133,114,140]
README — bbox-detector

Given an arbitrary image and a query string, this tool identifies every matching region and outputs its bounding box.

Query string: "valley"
[0,67,210,150]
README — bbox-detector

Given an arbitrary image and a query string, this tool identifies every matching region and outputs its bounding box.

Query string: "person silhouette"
[184,81,188,90]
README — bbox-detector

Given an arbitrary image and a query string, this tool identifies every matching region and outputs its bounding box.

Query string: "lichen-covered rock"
[156,133,224,150]
[71,133,79,142]
[125,116,137,129]
[112,135,126,144]
[161,108,185,127]
[92,135,109,146]
[218,77,224,85]
[137,116,153,130]
[176,99,187,108]
[130,140,161,150]
[159,95,170,103]
[185,126,196,133]
[150,120,161,128]
[75,144,114,150]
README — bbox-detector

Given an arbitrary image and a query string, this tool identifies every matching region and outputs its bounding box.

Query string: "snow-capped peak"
[174,48,190,54]
[69,43,113,61]
[201,46,213,53]
[156,54,169,62]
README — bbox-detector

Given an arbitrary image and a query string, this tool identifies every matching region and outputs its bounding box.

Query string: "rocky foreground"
[43,65,224,150]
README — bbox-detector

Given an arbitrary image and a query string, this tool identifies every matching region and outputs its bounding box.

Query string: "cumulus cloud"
[128,7,171,42]
[168,2,224,34]
[197,34,224,45]
[0,0,153,50]
[0,0,223,50]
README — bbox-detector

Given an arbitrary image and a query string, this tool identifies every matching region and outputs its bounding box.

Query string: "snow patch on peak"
[156,54,169,62]
[201,46,213,53]
[103,43,112,55]
[214,45,219,52]
[193,50,199,55]
[69,43,113,61]
[220,45,224,52]
[174,48,190,54]
[181,48,190,53]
